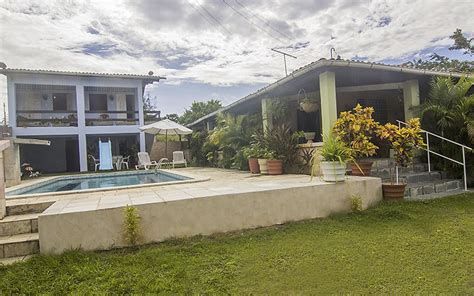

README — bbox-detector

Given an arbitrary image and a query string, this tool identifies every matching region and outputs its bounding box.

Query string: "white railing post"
[426,132,431,172]
[462,147,467,191]
[396,165,399,184]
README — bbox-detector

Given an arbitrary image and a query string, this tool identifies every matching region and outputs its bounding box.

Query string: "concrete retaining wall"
[39,178,382,254]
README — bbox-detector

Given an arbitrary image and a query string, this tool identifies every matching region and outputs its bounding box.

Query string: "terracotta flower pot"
[267,159,283,175]
[351,161,373,176]
[382,183,406,199]
[248,158,260,174]
[257,159,268,174]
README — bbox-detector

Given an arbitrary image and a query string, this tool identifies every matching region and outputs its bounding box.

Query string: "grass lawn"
[1,193,473,294]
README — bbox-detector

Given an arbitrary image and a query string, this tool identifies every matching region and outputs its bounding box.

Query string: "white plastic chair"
[135,152,159,170]
[121,155,130,170]
[172,151,187,168]
[88,155,100,172]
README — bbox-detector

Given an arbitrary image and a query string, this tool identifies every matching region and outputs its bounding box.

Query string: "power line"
[185,0,232,36]
[222,0,285,45]
[233,0,292,41]
[198,2,233,36]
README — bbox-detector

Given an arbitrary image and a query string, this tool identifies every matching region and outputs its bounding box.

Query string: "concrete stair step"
[405,179,462,198]
[0,233,39,259]
[0,213,39,236]
[6,200,54,216]
[0,255,34,266]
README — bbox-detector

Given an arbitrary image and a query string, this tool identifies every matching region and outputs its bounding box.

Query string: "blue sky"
[0,0,473,117]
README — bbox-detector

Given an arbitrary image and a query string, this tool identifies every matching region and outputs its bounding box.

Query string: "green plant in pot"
[266,150,284,175]
[297,88,319,113]
[377,118,425,199]
[311,134,352,182]
[333,104,381,176]
[243,144,263,174]
[257,148,273,175]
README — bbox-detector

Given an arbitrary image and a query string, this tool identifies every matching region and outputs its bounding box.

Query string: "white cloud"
[0,0,473,116]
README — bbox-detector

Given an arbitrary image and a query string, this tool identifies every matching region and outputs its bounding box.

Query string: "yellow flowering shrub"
[333,104,381,160]
[378,118,425,167]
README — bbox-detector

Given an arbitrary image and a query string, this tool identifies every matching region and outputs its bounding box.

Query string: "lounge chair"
[135,152,159,170]
[88,155,100,172]
[172,151,187,168]
[155,157,169,168]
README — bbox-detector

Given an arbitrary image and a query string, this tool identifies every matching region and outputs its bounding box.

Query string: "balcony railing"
[16,110,162,127]
[16,110,78,127]
[85,110,139,126]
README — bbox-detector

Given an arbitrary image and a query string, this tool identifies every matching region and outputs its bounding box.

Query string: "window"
[52,93,68,110]
[89,94,108,111]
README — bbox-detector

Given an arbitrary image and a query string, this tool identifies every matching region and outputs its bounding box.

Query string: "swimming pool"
[6,170,191,196]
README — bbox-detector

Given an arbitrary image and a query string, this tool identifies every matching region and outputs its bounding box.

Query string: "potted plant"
[257,148,272,175]
[243,144,262,174]
[333,104,380,176]
[311,134,352,182]
[266,151,283,175]
[297,88,319,113]
[300,98,319,113]
[378,118,425,199]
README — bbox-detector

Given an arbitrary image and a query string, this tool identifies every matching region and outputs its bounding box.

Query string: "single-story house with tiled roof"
[188,58,472,143]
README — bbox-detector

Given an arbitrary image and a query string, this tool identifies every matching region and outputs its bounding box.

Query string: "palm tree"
[420,76,474,181]
[421,76,474,144]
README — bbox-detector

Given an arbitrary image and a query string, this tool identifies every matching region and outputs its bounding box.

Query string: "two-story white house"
[0,67,164,173]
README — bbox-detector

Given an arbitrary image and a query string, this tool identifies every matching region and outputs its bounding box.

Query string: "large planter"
[267,160,283,175]
[304,132,316,143]
[257,159,268,174]
[382,183,406,199]
[321,161,346,182]
[351,161,373,176]
[300,101,318,113]
[248,158,260,174]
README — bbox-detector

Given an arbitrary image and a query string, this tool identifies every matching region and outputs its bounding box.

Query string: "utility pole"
[271,48,297,76]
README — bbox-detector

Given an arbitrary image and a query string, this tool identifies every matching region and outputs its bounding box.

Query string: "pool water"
[7,171,190,196]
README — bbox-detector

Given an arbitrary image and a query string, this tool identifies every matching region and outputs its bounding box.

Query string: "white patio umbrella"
[139,119,192,156]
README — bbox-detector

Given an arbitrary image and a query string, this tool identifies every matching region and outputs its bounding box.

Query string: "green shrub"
[350,195,363,212]
[253,124,303,171]
[123,205,141,246]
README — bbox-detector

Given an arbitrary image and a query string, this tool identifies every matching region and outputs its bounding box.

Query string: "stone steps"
[368,158,464,198]
[0,213,39,236]
[405,179,463,198]
[0,200,47,259]
[6,200,54,216]
[0,233,39,259]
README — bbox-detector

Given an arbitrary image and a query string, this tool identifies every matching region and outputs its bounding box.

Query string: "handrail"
[396,120,472,191]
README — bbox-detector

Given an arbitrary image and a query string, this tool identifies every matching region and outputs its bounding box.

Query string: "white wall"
[5,72,148,172]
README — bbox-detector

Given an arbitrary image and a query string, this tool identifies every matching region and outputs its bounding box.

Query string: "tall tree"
[449,28,474,55]
[179,99,222,125]
[403,28,474,73]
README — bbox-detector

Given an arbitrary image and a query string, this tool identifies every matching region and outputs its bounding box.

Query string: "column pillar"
[261,98,273,132]
[76,84,88,171]
[319,71,337,136]
[3,139,21,187]
[403,79,420,121]
[7,79,16,131]
[137,84,146,152]
[0,141,11,219]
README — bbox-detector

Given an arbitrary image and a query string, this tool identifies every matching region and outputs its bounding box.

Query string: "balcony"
[85,110,138,126]
[16,110,78,127]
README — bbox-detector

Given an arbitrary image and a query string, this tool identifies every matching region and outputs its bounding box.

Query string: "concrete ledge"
[39,177,382,254]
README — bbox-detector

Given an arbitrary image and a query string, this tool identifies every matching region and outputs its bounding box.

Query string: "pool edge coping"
[6,169,209,200]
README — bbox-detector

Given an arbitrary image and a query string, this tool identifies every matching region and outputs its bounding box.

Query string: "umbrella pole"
[165,130,168,158]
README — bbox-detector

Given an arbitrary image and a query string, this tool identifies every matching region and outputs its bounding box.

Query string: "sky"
[0,0,473,119]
